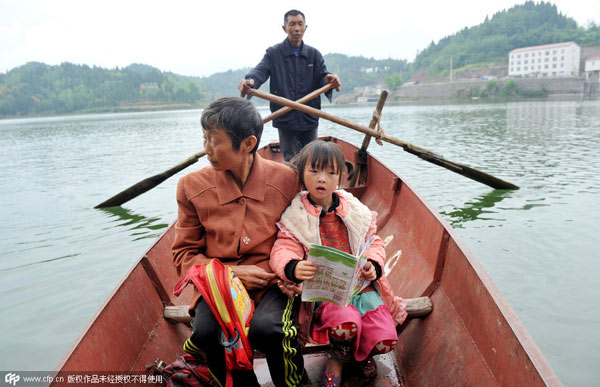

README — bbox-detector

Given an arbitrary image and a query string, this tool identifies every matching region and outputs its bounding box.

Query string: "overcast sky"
[0,0,597,77]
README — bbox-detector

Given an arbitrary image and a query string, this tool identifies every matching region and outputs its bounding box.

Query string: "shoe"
[320,372,341,387]
[358,357,377,378]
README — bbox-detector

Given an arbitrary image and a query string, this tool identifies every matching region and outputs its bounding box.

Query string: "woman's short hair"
[201,97,263,153]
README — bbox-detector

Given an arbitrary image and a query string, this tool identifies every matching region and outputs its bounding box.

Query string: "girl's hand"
[362,262,377,282]
[295,260,318,281]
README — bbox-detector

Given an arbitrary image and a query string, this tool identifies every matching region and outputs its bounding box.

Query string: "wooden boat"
[53,137,560,386]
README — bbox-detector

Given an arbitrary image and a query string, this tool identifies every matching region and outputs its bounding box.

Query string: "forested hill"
[2,1,599,118]
[411,1,600,78]
[0,56,409,118]
[0,62,212,117]
[321,54,409,93]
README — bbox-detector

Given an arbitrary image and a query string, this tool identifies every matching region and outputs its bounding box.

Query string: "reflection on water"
[440,189,513,227]
[98,206,169,240]
[506,100,580,137]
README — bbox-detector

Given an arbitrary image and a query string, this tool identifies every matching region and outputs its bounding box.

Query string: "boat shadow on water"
[98,206,169,241]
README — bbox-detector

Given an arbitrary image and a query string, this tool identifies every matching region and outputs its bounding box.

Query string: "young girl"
[270,140,407,387]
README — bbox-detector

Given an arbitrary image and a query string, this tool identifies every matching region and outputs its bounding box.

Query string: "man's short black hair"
[201,97,263,154]
[284,9,305,25]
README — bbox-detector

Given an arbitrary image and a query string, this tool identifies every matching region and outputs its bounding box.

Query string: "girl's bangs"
[310,148,340,174]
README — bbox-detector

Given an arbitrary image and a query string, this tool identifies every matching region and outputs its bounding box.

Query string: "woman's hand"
[362,261,377,282]
[294,260,318,281]
[277,280,303,298]
[231,265,276,290]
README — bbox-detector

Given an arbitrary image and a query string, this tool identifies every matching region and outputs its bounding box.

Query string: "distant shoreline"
[2,87,597,120]
[0,102,206,120]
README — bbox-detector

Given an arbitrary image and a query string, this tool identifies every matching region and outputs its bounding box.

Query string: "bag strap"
[173,262,249,343]
[216,265,254,360]
[173,261,254,376]
[173,266,196,297]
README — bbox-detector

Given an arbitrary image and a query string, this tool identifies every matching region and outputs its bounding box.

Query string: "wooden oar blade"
[247,88,520,190]
[94,152,206,208]
[405,147,519,190]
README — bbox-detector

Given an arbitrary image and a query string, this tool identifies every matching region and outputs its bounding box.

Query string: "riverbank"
[0,102,206,120]
[389,77,598,101]
[2,79,598,121]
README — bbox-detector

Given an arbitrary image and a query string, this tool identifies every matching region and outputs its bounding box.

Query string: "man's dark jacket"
[245,39,332,131]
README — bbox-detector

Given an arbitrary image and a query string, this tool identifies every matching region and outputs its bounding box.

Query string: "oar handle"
[248,88,436,154]
[262,83,335,124]
[247,88,519,190]
[350,91,389,187]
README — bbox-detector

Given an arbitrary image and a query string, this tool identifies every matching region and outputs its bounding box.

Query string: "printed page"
[347,252,369,301]
[347,235,375,300]
[302,244,357,306]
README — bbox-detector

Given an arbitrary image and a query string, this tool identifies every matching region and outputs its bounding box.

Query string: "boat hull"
[53,137,559,386]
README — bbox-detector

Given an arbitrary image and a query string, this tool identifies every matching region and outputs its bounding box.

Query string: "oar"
[247,88,519,190]
[349,90,388,187]
[94,83,336,208]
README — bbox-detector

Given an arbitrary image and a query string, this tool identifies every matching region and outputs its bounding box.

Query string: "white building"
[585,56,600,81]
[508,42,581,78]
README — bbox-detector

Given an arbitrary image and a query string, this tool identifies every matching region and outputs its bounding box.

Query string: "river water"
[0,100,598,386]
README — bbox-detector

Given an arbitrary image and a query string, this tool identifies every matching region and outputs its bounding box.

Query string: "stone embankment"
[392,77,597,99]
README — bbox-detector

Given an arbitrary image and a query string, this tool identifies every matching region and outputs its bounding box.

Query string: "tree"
[499,79,517,96]
[384,73,404,89]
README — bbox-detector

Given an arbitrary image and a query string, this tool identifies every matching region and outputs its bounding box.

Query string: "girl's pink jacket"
[270,190,407,343]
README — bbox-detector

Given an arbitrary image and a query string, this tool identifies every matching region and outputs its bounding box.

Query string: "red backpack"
[174,260,255,387]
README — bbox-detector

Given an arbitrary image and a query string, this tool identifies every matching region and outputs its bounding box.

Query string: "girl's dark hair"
[291,140,345,187]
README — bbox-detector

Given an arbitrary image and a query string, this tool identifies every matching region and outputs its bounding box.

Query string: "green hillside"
[411,1,600,78]
[0,55,409,117]
[0,62,206,116]
[322,54,410,92]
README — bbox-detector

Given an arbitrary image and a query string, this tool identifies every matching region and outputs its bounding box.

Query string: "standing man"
[239,9,341,161]
[172,97,304,386]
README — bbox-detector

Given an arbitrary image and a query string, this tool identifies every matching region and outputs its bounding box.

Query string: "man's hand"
[294,260,317,281]
[231,264,276,290]
[326,74,341,92]
[238,78,255,97]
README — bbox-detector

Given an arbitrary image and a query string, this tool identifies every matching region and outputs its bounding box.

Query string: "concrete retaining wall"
[516,78,584,94]
[393,77,591,99]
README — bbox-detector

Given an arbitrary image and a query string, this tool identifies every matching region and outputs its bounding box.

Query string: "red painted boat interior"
[52,137,559,386]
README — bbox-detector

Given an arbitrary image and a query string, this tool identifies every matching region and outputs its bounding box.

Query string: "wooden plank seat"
[163,297,433,355]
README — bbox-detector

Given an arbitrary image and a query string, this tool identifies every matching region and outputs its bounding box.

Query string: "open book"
[301,236,374,307]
